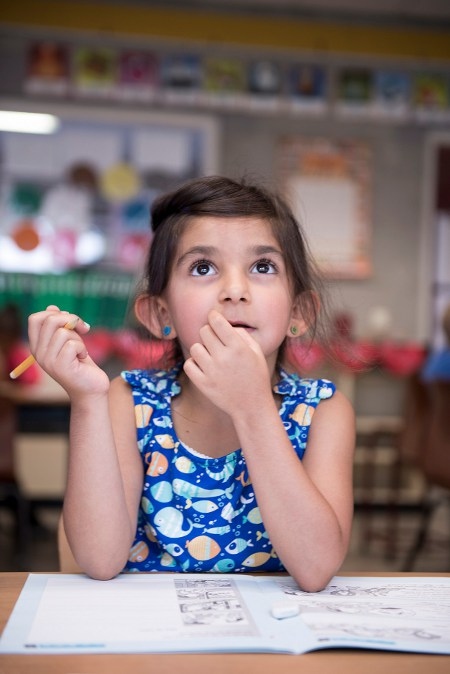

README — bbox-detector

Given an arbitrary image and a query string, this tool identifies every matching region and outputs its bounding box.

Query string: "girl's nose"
[218,271,250,303]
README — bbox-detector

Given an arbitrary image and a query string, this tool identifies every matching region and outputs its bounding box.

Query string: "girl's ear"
[134,294,177,340]
[287,291,320,339]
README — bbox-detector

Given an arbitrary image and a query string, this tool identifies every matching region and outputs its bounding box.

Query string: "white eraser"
[270,601,300,620]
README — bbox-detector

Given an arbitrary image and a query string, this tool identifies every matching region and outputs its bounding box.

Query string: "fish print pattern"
[122,364,335,573]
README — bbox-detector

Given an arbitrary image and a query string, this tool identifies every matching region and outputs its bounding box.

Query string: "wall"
[1,5,449,415]
[221,113,425,342]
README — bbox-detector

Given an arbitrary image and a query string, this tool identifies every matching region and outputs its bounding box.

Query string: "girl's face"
[160,216,299,368]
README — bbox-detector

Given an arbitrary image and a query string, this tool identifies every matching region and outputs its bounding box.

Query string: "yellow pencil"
[9,317,80,380]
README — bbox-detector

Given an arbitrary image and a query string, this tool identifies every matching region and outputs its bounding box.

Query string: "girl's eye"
[252,259,277,274]
[190,260,215,276]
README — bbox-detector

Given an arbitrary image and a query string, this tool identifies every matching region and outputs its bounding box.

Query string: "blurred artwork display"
[335,67,374,117]
[204,57,246,92]
[22,40,450,124]
[338,67,373,102]
[0,110,215,273]
[73,47,117,98]
[161,54,203,90]
[287,64,327,113]
[248,60,282,95]
[277,137,372,279]
[116,50,159,101]
[203,57,247,106]
[160,54,204,106]
[373,70,411,119]
[413,72,450,122]
[24,42,70,96]
[100,162,141,202]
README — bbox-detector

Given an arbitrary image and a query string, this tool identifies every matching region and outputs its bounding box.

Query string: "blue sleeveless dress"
[121,364,335,573]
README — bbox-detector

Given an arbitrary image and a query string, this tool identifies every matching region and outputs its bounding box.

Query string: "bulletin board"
[277,137,372,279]
[0,101,219,330]
[0,101,219,275]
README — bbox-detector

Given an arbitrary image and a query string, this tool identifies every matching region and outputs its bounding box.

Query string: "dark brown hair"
[139,175,327,367]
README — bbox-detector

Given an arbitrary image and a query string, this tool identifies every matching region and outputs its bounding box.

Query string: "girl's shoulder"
[274,369,336,406]
[121,365,182,403]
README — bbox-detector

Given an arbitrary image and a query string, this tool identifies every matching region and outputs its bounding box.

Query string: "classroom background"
[0,0,449,575]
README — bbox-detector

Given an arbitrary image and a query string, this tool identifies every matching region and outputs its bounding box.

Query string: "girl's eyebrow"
[176,244,285,269]
[176,245,215,267]
[252,245,284,258]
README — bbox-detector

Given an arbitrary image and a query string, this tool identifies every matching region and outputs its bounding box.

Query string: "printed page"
[274,575,450,654]
[0,573,298,654]
[2,573,450,655]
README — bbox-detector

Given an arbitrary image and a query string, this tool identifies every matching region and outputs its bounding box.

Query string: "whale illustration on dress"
[173,478,234,500]
[205,461,236,482]
[153,415,172,428]
[221,500,246,522]
[153,506,194,538]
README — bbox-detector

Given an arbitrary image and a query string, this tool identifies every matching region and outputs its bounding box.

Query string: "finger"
[207,311,235,344]
[63,316,91,335]
[198,324,223,353]
[33,313,85,364]
[61,338,89,362]
[189,342,209,371]
[183,355,203,384]
[233,326,260,351]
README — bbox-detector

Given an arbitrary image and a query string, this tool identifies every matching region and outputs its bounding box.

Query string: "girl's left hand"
[183,310,272,416]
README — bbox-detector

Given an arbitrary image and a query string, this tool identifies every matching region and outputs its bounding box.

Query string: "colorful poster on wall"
[413,72,450,122]
[335,67,374,118]
[277,137,372,279]
[203,57,247,108]
[160,54,203,105]
[72,47,117,98]
[373,70,411,119]
[246,59,283,112]
[24,42,70,96]
[116,50,159,101]
[248,60,282,95]
[286,64,327,113]
[161,54,203,90]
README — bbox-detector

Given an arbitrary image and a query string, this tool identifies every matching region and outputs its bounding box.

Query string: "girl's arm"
[232,389,355,592]
[28,307,143,579]
[63,376,143,580]
[185,310,355,592]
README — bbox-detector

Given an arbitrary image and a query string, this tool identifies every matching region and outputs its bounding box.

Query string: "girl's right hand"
[28,305,110,399]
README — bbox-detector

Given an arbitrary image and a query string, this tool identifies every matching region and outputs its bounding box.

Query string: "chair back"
[421,380,450,489]
[398,373,431,467]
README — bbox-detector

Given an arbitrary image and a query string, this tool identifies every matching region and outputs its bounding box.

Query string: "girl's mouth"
[230,322,254,330]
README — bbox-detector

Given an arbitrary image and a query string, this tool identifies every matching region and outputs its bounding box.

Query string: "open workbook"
[1,573,450,655]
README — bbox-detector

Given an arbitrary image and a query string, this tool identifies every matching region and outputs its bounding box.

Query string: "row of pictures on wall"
[24,41,450,122]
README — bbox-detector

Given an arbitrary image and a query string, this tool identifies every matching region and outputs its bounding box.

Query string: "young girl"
[28,176,355,591]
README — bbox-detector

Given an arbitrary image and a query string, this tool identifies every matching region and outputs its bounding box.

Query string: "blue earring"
[162,326,172,337]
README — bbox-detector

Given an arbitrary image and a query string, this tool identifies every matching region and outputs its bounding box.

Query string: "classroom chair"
[401,380,450,570]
